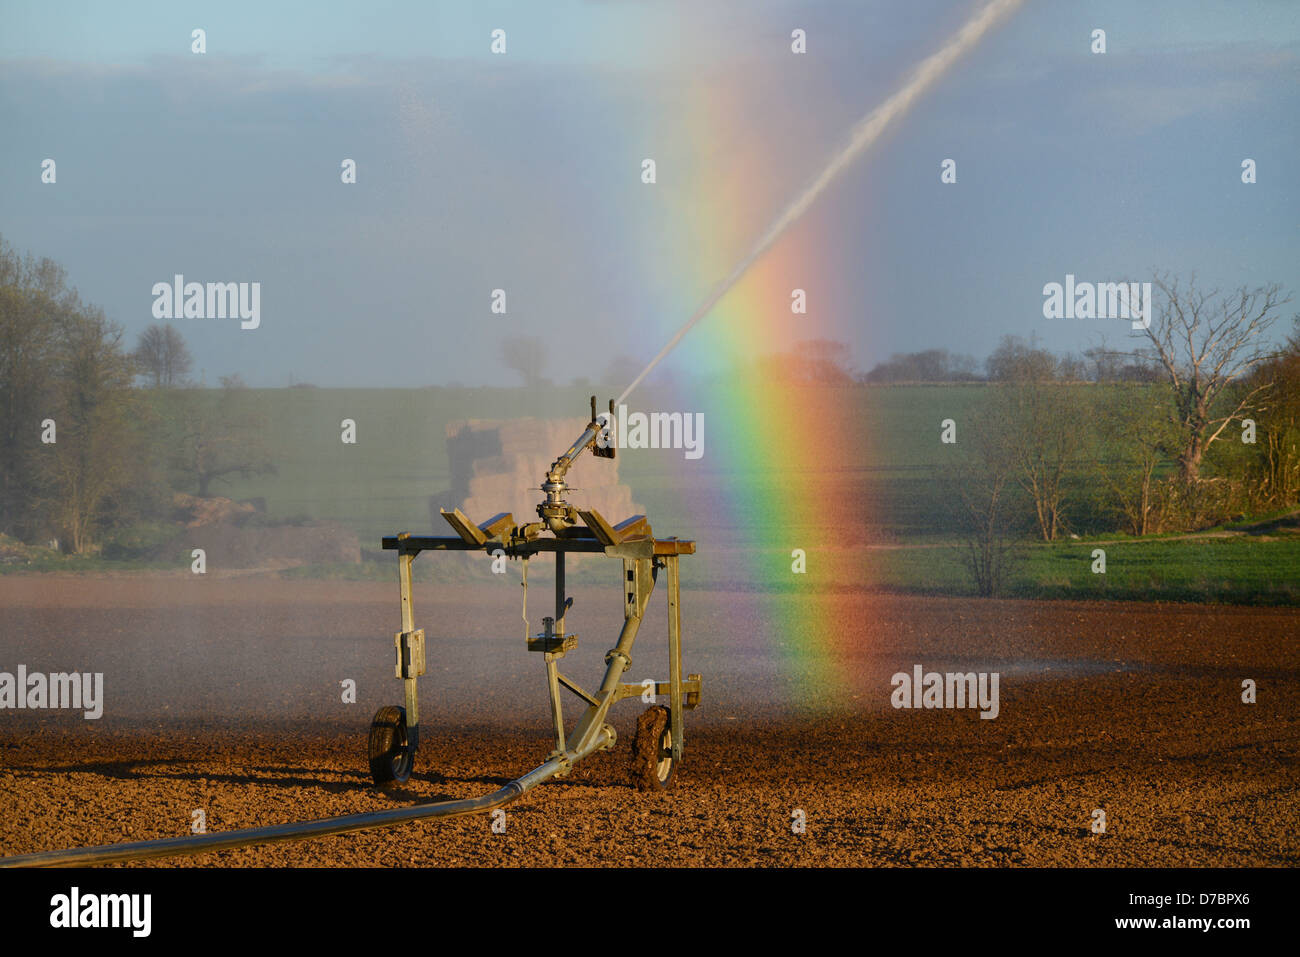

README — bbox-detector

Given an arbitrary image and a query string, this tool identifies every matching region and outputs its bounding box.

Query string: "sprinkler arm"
[539,397,615,530]
[555,395,615,471]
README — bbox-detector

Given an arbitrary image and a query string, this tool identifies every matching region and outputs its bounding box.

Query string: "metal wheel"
[368,705,414,785]
[631,705,675,791]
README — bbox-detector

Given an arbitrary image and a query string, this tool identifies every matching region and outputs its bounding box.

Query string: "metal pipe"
[555,549,566,635]
[0,727,613,869]
[551,424,600,479]
[542,419,601,503]
[567,564,648,752]
[546,549,568,750]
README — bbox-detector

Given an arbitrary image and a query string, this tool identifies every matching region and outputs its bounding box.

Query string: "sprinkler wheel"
[368,705,414,785]
[631,705,675,791]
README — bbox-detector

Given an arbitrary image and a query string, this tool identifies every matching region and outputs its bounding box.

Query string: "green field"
[9,383,1296,605]
[156,382,996,542]
[181,382,1162,540]
[867,537,1300,605]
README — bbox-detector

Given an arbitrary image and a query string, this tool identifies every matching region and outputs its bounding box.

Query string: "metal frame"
[380,517,701,777]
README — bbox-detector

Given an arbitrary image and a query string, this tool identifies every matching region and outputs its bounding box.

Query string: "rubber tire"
[631,705,675,791]
[368,705,414,785]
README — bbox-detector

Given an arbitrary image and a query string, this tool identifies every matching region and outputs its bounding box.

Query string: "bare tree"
[985,334,1056,382]
[1055,352,1089,382]
[1002,382,1079,542]
[753,339,855,385]
[946,403,1026,596]
[790,339,855,384]
[1083,342,1162,383]
[500,335,546,387]
[135,324,193,388]
[983,338,1079,542]
[170,378,275,496]
[1083,344,1123,382]
[1096,384,1179,535]
[863,349,981,383]
[1139,273,1290,483]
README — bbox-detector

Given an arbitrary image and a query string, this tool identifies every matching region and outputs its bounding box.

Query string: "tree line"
[707,278,1297,596]
[947,276,1298,595]
[0,236,272,555]
[4,235,1295,570]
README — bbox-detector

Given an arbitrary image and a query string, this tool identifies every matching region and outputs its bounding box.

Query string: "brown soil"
[0,575,1295,867]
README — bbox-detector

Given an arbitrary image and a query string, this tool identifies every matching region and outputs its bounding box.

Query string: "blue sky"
[2,0,1298,386]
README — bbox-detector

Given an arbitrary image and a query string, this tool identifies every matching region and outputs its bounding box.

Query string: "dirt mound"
[173,493,257,528]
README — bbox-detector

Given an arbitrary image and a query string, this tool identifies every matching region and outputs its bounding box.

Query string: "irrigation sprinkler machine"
[1,397,701,867]
[373,395,702,793]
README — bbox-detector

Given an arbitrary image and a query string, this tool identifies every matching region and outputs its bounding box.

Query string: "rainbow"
[628,134,871,711]
[679,261,872,711]
[618,0,1024,709]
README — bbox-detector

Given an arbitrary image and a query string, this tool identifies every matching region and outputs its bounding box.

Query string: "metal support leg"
[545,656,566,754]
[667,555,683,762]
[568,556,654,753]
[556,548,567,636]
[398,551,420,753]
[546,550,568,754]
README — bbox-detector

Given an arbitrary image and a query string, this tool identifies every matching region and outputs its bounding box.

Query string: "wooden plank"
[577,508,620,545]
[440,507,487,545]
